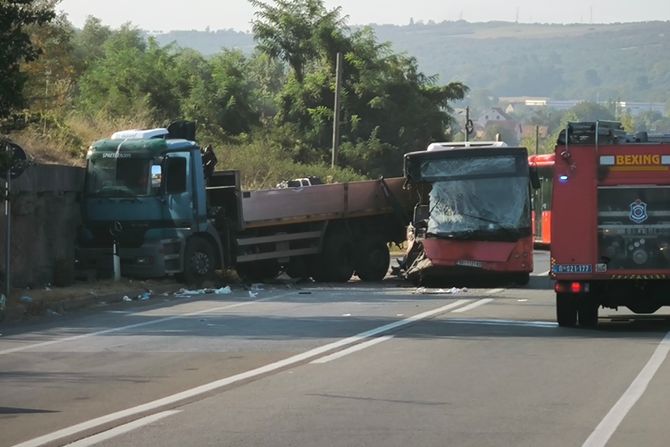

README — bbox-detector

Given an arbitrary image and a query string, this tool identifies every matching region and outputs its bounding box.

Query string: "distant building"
[499,97,665,117]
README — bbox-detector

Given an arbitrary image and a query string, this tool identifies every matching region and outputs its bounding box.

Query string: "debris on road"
[215,286,232,295]
[414,287,468,295]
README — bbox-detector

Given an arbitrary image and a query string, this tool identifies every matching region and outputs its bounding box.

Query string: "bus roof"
[427,141,508,151]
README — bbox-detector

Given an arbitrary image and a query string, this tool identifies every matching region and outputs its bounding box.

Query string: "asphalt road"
[3,251,670,447]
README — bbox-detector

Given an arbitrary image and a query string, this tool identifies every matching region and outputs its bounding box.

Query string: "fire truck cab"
[551,121,670,327]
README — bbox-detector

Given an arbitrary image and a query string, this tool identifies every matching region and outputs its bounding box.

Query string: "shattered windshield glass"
[422,157,530,240]
[86,157,156,197]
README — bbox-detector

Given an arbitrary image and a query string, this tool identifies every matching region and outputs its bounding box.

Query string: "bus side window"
[166,157,187,194]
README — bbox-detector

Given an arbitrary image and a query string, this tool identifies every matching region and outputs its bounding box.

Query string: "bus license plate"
[457,260,483,268]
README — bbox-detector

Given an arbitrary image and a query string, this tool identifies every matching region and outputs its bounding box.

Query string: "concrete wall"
[0,164,84,288]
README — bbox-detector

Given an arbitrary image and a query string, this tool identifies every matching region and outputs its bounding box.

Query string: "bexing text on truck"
[551,121,670,327]
[76,124,413,285]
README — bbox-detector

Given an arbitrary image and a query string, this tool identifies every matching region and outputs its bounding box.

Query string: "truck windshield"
[421,157,530,240]
[86,157,156,197]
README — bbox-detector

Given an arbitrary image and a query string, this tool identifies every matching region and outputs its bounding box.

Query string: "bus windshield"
[86,156,159,197]
[427,177,530,239]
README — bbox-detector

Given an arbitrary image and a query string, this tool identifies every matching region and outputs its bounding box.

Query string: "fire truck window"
[166,157,187,194]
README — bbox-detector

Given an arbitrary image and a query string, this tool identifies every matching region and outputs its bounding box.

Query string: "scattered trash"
[248,291,258,298]
[414,287,468,295]
[177,288,207,295]
[517,299,528,302]
[214,286,232,295]
[122,296,132,302]
[46,309,62,317]
[19,295,33,304]
[250,283,265,292]
[138,291,151,301]
[342,313,352,317]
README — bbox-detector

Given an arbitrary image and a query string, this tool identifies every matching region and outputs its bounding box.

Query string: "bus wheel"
[556,293,577,327]
[355,238,390,282]
[578,298,599,328]
[513,273,530,286]
[314,230,354,283]
[183,236,216,286]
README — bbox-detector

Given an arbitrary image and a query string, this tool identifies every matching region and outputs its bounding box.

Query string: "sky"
[58,0,670,32]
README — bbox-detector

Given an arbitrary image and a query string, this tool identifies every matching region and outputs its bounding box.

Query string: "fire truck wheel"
[183,236,216,286]
[556,293,577,327]
[313,230,354,282]
[578,300,599,328]
[355,238,390,282]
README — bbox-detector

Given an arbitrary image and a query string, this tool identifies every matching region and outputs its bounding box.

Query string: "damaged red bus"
[402,142,536,286]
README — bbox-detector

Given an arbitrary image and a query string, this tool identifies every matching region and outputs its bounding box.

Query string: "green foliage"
[219,137,363,189]
[0,0,56,117]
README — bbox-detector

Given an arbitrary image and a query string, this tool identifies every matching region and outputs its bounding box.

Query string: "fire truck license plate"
[552,264,593,274]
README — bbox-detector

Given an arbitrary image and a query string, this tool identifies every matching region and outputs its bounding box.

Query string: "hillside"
[153,21,670,104]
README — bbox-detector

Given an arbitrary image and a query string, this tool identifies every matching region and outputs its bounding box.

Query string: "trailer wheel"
[578,299,599,328]
[183,236,216,286]
[313,231,354,283]
[355,238,390,282]
[556,293,577,327]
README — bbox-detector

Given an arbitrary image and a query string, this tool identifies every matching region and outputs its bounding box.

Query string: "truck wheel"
[183,236,216,286]
[556,293,577,327]
[578,300,599,328]
[355,238,390,282]
[313,230,354,283]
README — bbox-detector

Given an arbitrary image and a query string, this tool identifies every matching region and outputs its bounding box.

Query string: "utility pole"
[331,52,343,169]
[3,144,11,317]
[464,106,474,142]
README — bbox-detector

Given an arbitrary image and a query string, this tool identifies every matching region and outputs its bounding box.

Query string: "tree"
[0,0,56,117]
[250,0,345,83]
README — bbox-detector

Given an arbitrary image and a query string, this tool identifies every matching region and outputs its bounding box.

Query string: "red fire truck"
[551,121,670,327]
[403,142,536,286]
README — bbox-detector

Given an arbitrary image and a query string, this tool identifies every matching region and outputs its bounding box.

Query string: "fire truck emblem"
[629,199,648,224]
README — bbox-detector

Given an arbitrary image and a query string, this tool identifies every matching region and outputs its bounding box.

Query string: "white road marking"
[10,299,470,447]
[485,288,505,295]
[63,411,181,447]
[582,331,670,447]
[0,293,294,356]
[448,318,558,328]
[451,298,494,313]
[311,336,394,364]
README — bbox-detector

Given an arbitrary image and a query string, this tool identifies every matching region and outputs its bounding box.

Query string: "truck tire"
[355,238,390,282]
[182,236,216,286]
[313,230,354,283]
[578,300,599,328]
[556,293,577,327]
